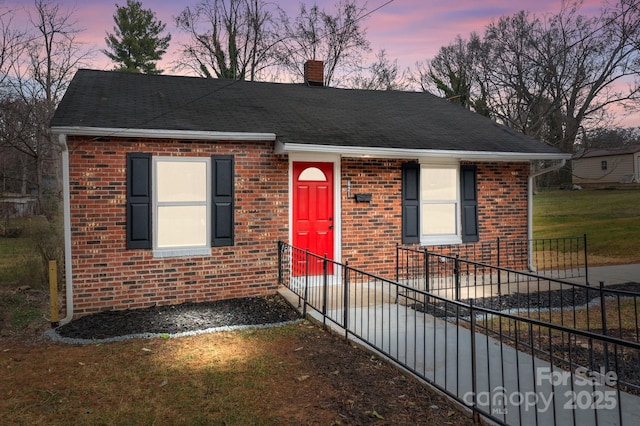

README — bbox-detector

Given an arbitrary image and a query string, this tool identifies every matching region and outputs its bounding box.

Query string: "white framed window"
[153,157,211,257]
[420,163,461,245]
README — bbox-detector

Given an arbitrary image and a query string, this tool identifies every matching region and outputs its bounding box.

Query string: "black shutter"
[126,153,152,249]
[402,162,420,244]
[212,155,234,247]
[461,165,479,243]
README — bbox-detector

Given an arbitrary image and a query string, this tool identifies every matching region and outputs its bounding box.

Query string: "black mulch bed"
[55,294,302,340]
[407,282,640,319]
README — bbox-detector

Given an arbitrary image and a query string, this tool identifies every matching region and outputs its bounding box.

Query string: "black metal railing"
[409,236,588,283]
[530,236,588,281]
[278,241,640,426]
[396,246,640,343]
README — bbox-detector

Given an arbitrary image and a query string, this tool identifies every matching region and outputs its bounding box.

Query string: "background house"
[50,63,569,320]
[0,195,37,218]
[572,146,640,187]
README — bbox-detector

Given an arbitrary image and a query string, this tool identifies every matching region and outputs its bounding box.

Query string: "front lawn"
[1,322,471,425]
[533,188,640,265]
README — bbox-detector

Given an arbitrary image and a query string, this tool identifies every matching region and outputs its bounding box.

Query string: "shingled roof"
[573,145,640,159]
[51,69,564,158]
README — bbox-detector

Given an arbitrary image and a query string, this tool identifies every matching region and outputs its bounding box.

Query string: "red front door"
[293,162,334,274]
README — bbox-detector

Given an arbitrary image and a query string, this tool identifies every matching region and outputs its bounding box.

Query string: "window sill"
[421,236,462,246]
[153,247,211,258]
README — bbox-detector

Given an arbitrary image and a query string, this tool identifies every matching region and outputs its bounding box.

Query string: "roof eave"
[275,141,571,161]
[50,126,277,141]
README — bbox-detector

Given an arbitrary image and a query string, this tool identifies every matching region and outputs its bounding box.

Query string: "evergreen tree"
[103,0,171,74]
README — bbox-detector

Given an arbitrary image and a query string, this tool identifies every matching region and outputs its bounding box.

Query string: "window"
[421,165,459,243]
[154,157,210,256]
[126,153,235,255]
[402,162,477,245]
[298,167,326,181]
[601,160,608,171]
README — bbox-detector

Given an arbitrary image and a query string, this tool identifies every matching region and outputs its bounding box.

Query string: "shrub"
[27,210,64,289]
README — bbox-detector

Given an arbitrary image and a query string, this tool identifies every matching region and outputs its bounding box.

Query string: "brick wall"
[66,140,531,317]
[340,159,531,276]
[476,162,530,242]
[67,136,288,316]
[341,158,403,277]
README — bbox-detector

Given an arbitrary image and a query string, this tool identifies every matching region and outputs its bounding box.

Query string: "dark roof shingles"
[51,69,559,154]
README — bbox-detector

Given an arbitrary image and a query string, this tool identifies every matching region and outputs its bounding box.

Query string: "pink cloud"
[3,0,637,125]
[3,0,610,69]
[364,0,606,68]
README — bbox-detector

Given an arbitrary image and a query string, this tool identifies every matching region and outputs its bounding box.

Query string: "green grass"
[0,239,44,291]
[0,216,51,290]
[483,299,640,334]
[0,232,32,268]
[0,217,50,335]
[0,292,43,329]
[533,189,640,264]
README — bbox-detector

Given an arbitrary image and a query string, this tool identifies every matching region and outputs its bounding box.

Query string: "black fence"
[278,241,640,426]
[396,246,640,343]
[415,236,588,283]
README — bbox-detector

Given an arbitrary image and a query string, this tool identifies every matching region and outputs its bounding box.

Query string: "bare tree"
[0,0,91,213]
[0,97,41,195]
[480,10,559,141]
[0,5,28,197]
[509,0,640,152]
[275,0,370,86]
[0,5,31,197]
[0,144,31,195]
[418,0,640,153]
[0,4,28,91]
[349,49,409,90]
[581,126,640,149]
[28,0,91,104]
[175,0,277,80]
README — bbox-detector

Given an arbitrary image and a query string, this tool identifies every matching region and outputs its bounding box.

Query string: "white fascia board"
[275,141,572,161]
[50,126,277,141]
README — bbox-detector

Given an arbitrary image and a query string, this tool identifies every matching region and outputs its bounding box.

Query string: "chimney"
[304,60,324,86]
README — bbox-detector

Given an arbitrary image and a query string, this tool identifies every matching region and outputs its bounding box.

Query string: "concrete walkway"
[280,263,640,426]
[583,263,640,286]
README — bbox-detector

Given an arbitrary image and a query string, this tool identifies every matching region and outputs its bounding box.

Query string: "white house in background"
[572,146,640,186]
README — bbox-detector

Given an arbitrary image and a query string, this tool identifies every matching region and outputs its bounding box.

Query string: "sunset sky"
[5,0,606,71]
[5,0,638,126]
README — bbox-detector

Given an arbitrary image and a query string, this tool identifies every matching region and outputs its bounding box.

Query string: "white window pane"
[157,160,207,202]
[157,205,207,248]
[422,203,457,235]
[298,167,327,181]
[421,167,457,200]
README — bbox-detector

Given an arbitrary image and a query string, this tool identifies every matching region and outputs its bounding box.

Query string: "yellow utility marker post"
[49,260,59,327]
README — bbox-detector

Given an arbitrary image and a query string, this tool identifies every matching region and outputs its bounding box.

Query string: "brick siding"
[66,137,530,317]
[67,136,288,316]
[340,159,530,276]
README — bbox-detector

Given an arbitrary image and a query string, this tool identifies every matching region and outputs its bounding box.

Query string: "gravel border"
[45,294,302,345]
[407,282,640,320]
[44,320,302,345]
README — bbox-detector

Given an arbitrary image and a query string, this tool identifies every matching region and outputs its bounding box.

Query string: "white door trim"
[289,153,341,265]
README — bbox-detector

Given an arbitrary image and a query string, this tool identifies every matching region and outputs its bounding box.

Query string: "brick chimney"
[304,60,324,86]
